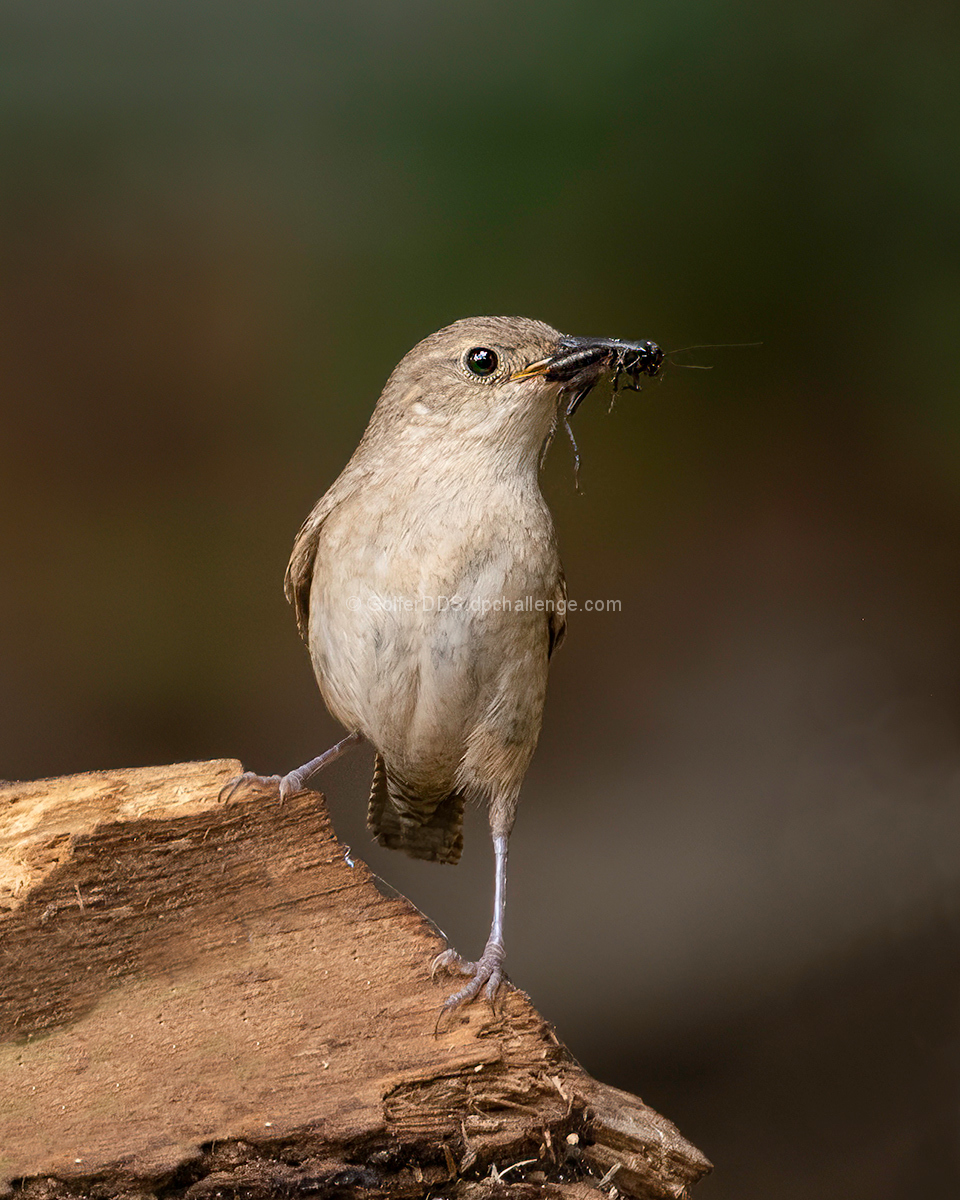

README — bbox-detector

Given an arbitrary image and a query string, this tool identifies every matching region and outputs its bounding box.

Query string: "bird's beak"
[511,339,609,384]
[510,357,554,382]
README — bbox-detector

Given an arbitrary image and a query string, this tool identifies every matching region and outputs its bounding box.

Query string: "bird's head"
[369,315,662,471]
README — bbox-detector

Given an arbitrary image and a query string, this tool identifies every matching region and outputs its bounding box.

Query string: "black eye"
[465,346,500,377]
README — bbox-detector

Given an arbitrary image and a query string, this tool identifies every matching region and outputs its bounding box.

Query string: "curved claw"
[433,941,506,1011]
[277,768,313,802]
[218,771,281,804]
[431,949,470,980]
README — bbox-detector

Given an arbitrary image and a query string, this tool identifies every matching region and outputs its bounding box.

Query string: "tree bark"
[0,760,711,1199]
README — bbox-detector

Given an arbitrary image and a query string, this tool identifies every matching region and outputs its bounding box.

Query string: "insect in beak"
[513,334,665,489]
[512,336,665,410]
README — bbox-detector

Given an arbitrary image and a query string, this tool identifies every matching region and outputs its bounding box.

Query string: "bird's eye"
[464,346,500,377]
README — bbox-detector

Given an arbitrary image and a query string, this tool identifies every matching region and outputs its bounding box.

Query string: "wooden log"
[0,760,711,1199]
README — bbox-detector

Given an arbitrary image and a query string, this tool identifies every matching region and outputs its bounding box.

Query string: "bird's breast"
[306,481,559,773]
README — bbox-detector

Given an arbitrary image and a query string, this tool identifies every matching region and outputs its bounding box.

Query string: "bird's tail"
[367,753,464,864]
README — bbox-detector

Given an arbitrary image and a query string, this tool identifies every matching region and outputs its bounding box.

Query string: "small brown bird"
[227,316,663,1008]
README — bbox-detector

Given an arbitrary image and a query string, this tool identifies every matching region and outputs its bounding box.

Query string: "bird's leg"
[433,833,508,1009]
[219,731,364,804]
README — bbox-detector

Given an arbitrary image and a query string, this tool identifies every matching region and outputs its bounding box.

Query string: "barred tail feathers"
[367,753,465,864]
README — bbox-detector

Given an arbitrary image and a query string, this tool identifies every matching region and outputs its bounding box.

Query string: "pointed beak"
[510,357,554,381]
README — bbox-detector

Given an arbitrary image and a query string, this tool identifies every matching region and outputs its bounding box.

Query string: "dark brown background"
[2,3,959,1195]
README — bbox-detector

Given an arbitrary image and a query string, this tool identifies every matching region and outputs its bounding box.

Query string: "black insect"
[536,336,665,485]
[547,336,665,417]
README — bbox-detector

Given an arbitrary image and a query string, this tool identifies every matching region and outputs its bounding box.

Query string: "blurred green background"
[2,2,959,1195]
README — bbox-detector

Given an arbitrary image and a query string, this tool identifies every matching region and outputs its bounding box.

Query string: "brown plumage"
[227,316,659,1008]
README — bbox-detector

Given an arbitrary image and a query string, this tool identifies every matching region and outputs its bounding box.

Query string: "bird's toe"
[434,942,506,1010]
[277,767,316,801]
[218,771,282,804]
[431,949,472,980]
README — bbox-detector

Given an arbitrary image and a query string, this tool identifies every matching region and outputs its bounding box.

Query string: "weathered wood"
[0,761,711,1199]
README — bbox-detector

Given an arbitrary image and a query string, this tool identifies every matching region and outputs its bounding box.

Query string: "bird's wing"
[283,489,345,640]
[548,570,567,659]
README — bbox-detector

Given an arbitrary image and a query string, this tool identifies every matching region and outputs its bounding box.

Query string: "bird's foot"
[432,939,506,1010]
[218,770,300,804]
[219,768,316,806]
[219,733,365,805]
